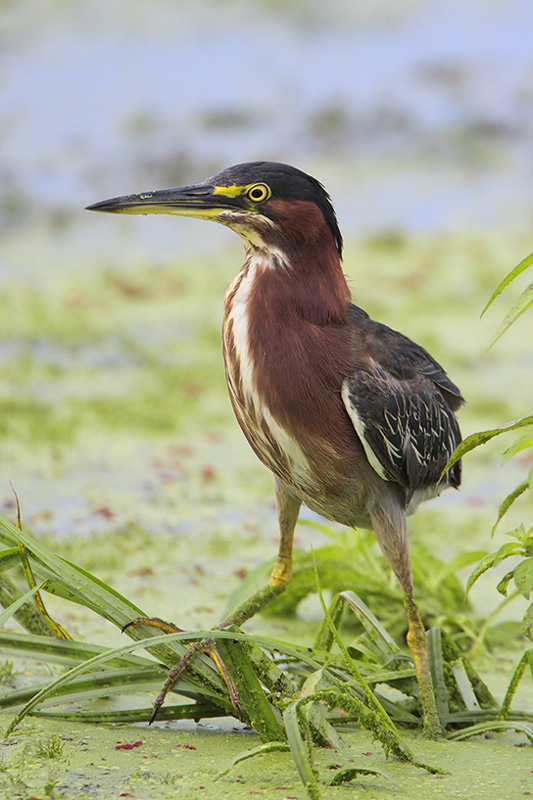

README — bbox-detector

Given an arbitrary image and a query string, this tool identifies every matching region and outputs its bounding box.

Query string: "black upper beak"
[85,182,232,216]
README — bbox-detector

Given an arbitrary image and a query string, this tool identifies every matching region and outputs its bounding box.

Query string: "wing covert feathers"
[343,305,463,496]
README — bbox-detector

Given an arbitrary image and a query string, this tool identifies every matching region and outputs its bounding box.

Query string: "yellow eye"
[246,183,271,203]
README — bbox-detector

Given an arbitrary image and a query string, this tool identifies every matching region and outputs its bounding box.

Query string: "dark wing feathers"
[365,318,464,409]
[343,305,463,495]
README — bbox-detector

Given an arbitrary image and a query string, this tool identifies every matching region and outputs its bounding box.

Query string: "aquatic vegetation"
[36,734,63,759]
[0,235,531,798]
[0,510,531,798]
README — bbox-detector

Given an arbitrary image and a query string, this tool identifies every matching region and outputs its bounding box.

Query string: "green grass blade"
[451,660,480,711]
[440,631,499,710]
[0,549,21,574]
[0,581,46,629]
[481,250,533,316]
[492,480,530,534]
[313,593,345,652]
[298,665,346,748]
[215,636,286,743]
[523,600,533,641]
[301,667,327,698]
[444,417,533,473]
[33,701,223,724]
[426,628,449,723]
[488,280,533,347]
[499,650,532,720]
[0,574,55,638]
[283,702,321,799]
[0,663,230,715]
[327,765,398,787]
[0,631,156,668]
[311,557,398,737]
[447,720,533,743]
[502,434,533,462]
[446,709,533,724]
[214,742,290,781]
[340,590,401,656]
[363,666,416,685]
[243,638,299,699]
[0,665,174,712]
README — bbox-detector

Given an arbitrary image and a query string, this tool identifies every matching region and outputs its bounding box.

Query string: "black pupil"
[250,186,264,200]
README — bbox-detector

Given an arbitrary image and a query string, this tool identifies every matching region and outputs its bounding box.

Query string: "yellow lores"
[214,184,272,202]
[212,184,246,197]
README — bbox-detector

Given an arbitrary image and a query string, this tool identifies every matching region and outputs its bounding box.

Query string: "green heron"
[87,162,463,738]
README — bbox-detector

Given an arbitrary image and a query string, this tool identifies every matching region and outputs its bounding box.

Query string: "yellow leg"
[371,503,443,739]
[404,593,443,739]
[222,479,301,625]
[123,479,301,724]
[268,478,299,588]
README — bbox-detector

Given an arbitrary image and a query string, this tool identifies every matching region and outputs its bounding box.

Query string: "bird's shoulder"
[346,303,464,408]
[342,303,463,494]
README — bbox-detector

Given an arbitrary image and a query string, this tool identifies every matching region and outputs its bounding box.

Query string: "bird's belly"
[224,359,374,526]
[222,261,374,524]
[227,374,314,492]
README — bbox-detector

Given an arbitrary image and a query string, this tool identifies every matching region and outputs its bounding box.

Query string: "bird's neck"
[222,232,357,471]
[237,233,350,325]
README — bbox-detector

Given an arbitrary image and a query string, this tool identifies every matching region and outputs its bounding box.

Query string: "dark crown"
[209,162,343,258]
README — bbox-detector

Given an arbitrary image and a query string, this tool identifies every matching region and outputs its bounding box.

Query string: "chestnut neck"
[245,226,351,326]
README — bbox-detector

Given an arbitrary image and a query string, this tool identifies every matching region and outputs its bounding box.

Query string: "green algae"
[0,231,532,797]
[0,232,531,456]
[0,717,531,800]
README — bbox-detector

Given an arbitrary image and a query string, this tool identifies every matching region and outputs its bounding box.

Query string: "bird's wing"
[342,306,463,494]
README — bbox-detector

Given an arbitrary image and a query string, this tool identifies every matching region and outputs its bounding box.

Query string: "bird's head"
[87,161,343,259]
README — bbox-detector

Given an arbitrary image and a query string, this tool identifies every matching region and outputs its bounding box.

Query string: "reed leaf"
[444,417,533,473]
[0,582,46,629]
[447,720,533,744]
[214,742,290,782]
[481,250,533,316]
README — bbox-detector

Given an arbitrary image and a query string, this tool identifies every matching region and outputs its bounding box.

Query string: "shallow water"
[0,4,532,797]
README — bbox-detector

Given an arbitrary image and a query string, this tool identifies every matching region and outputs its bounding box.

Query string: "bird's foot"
[122,577,290,725]
[122,616,243,724]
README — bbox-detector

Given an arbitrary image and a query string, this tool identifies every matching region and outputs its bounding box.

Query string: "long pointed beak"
[86,182,237,220]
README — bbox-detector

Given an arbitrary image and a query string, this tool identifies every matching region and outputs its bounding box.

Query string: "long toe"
[121,616,185,635]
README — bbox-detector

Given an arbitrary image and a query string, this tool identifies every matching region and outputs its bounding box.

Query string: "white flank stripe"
[226,254,310,482]
[341,382,389,481]
[227,264,259,405]
[261,406,310,483]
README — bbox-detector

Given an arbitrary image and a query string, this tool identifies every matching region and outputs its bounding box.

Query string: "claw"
[204,640,244,722]
[121,616,243,723]
[121,616,184,635]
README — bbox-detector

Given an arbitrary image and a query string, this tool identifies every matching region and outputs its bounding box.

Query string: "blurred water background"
[1,0,533,284]
[0,5,532,767]
[0,0,531,543]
